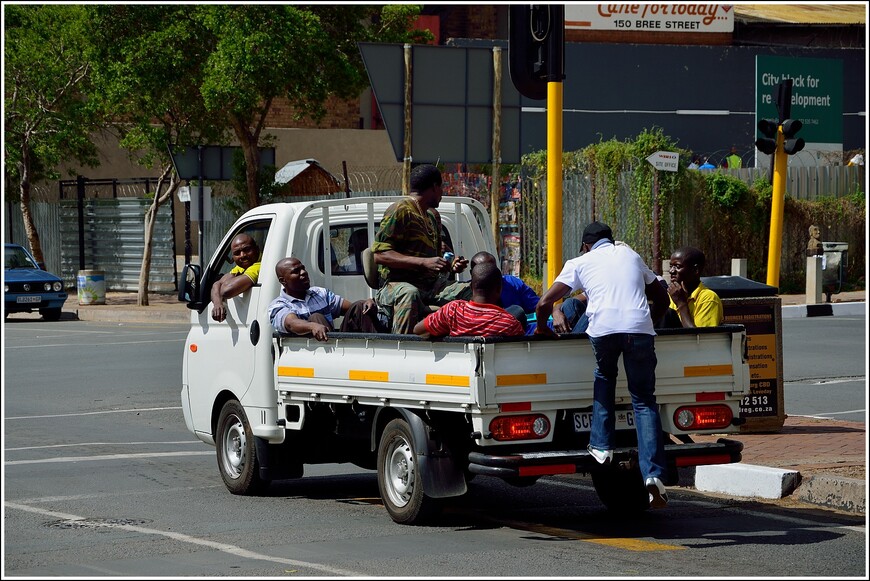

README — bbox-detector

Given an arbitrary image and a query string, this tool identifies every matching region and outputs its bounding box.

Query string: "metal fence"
[5,164,863,294]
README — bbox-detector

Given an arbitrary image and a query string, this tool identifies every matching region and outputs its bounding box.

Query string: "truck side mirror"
[178,263,202,306]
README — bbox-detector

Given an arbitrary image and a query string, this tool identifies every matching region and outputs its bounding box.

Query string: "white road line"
[6,406,182,420]
[792,411,866,418]
[7,441,201,451]
[5,338,186,349]
[5,502,364,577]
[6,451,212,465]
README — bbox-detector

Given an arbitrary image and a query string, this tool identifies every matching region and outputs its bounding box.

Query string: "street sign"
[646,150,679,172]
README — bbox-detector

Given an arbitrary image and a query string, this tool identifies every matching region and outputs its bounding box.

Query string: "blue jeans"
[588,333,666,481]
[560,297,589,333]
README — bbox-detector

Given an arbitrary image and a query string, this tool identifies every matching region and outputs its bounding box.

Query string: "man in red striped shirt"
[413,262,524,338]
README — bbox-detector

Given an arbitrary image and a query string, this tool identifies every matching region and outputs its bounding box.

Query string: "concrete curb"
[690,463,865,515]
[695,463,801,499]
[781,301,866,319]
[796,475,867,514]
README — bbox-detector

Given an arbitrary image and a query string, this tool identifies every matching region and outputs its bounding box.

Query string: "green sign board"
[755,55,843,147]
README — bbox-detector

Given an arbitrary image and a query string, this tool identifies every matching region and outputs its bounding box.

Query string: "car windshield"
[5,246,38,270]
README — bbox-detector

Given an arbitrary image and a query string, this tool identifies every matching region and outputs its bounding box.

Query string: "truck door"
[186,218,273,431]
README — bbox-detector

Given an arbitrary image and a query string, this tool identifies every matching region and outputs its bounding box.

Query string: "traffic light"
[781,119,805,155]
[755,119,779,155]
[508,5,564,100]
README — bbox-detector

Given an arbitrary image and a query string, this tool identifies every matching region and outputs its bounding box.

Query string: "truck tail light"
[674,405,733,431]
[489,414,550,441]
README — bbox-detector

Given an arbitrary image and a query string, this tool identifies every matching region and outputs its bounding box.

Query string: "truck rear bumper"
[467,437,743,479]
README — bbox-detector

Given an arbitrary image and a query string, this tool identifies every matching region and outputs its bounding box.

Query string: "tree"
[193,4,427,209]
[87,5,228,305]
[4,5,100,264]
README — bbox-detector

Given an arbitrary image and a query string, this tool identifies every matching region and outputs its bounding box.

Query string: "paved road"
[3,318,866,577]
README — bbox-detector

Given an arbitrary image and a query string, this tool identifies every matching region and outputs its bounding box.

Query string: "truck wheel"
[591,463,650,513]
[216,400,269,495]
[377,418,440,525]
[40,308,62,321]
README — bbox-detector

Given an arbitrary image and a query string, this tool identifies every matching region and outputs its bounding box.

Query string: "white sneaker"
[587,444,613,465]
[646,477,669,509]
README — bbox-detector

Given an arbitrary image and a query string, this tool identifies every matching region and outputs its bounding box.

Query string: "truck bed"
[274,324,749,437]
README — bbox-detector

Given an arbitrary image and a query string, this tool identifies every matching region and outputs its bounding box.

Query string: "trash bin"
[821,242,848,302]
[701,275,784,433]
[77,269,106,305]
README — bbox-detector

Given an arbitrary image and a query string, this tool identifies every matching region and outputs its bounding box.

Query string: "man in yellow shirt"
[666,246,723,327]
[210,233,262,322]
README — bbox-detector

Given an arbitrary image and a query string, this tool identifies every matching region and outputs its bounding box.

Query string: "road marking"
[792,410,865,418]
[6,406,182,420]
[6,451,212,466]
[5,338,186,349]
[5,502,364,576]
[7,441,200,451]
[543,478,866,536]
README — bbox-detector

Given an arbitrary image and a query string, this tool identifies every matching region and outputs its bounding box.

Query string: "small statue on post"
[806,224,823,257]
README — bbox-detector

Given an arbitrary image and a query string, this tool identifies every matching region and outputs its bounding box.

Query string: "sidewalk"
[43,289,868,514]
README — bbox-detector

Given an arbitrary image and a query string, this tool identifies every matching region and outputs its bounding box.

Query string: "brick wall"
[264,95,362,129]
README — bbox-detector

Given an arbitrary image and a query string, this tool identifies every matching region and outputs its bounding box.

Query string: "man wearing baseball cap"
[535,221,672,509]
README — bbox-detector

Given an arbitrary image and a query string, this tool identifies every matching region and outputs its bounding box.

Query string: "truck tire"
[591,463,650,513]
[216,400,269,495]
[377,418,440,525]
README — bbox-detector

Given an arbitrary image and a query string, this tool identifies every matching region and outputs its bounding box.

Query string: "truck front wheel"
[216,400,269,495]
[377,418,440,525]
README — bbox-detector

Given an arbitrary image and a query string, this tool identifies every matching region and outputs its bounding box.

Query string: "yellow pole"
[766,127,787,287]
[546,81,563,289]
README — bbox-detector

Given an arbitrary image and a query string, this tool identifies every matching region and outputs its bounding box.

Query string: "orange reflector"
[348,370,389,382]
[489,414,550,441]
[519,464,576,477]
[496,373,547,386]
[278,366,314,378]
[190,344,197,352]
[683,364,733,377]
[426,374,469,387]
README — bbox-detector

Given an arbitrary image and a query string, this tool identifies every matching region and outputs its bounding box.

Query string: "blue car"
[4,243,68,321]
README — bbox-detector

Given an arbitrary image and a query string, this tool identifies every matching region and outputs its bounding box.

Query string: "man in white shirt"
[534,221,671,509]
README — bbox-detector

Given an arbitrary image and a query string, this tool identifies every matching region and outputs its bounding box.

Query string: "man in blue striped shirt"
[268,257,379,341]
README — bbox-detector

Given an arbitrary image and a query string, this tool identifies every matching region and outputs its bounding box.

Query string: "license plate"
[16,296,41,304]
[574,410,635,432]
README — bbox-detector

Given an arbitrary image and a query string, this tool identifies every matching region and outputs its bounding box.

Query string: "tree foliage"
[4,4,100,263]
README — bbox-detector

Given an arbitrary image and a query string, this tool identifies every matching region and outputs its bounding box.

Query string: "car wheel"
[377,418,440,525]
[216,400,270,495]
[40,308,62,321]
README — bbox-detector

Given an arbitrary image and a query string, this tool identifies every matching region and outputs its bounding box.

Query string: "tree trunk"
[229,116,262,210]
[18,144,44,265]
[137,166,177,306]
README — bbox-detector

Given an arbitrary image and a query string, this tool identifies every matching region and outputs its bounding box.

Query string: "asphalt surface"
[9,288,865,515]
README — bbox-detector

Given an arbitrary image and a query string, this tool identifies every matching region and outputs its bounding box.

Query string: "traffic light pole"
[766,129,787,288]
[546,81,562,289]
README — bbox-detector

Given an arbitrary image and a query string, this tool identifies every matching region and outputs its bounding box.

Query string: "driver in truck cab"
[209,233,261,322]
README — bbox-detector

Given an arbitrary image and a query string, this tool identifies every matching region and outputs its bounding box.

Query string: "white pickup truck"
[179,196,749,524]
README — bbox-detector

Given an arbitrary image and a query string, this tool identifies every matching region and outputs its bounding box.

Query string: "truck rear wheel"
[591,463,650,513]
[216,400,269,495]
[377,418,440,525]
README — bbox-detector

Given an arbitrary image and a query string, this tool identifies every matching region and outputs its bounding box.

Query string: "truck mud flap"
[467,438,743,479]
